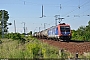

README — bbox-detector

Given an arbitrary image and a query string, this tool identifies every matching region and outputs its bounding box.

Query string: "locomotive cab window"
[60,26,70,32]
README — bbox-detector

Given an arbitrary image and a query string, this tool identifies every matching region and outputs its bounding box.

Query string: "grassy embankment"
[0,36,89,59]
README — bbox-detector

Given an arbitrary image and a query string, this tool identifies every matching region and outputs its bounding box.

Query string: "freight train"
[33,23,72,41]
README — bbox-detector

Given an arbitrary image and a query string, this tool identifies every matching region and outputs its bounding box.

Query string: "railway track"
[39,38,90,55]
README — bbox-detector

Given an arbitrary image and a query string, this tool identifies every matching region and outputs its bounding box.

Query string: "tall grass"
[0,37,60,58]
[1,36,90,59]
[0,39,25,58]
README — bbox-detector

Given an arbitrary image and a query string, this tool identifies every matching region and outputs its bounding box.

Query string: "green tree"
[0,10,9,35]
[71,30,78,40]
[71,20,90,41]
[88,21,90,27]
[85,21,90,41]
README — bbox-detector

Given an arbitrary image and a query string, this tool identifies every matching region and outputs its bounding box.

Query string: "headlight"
[69,34,70,36]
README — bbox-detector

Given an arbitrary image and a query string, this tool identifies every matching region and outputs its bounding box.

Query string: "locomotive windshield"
[60,26,70,32]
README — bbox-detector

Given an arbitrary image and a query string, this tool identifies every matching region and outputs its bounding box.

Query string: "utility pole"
[44,23,46,30]
[24,22,25,34]
[44,23,50,30]
[40,5,46,18]
[40,5,44,18]
[14,20,16,33]
[54,15,60,26]
[26,27,27,34]
[39,27,40,32]
[42,5,43,17]
[22,22,25,35]
[1,10,4,38]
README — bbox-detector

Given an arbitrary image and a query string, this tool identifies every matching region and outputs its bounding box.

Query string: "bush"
[5,33,22,40]
[5,33,26,44]
[26,39,59,58]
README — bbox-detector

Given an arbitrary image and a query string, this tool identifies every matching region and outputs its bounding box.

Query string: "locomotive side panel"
[48,26,59,39]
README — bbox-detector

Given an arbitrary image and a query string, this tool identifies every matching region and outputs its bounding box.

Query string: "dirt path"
[40,39,90,55]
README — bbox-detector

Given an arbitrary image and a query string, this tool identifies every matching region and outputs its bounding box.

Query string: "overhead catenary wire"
[1,0,90,19]
[0,0,89,7]
[63,0,90,18]
[18,0,80,7]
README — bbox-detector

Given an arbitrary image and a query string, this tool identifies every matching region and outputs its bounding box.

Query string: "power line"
[60,0,90,17]
[80,0,90,7]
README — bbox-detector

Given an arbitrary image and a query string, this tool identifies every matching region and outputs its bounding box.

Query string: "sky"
[0,0,90,33]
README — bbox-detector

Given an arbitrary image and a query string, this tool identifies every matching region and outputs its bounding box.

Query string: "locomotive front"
[58,23,71,40]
